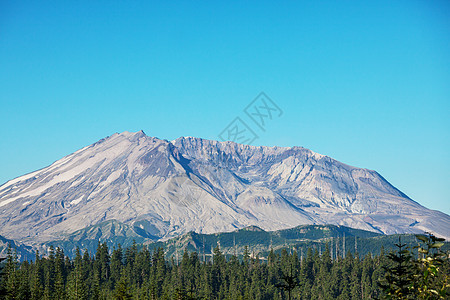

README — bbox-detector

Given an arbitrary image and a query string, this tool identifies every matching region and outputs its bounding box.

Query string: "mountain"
[0,130,449,248]
[40,219,150,258]
[0,234,34,261]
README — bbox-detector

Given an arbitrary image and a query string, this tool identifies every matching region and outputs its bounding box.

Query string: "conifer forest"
[0,234,448,299]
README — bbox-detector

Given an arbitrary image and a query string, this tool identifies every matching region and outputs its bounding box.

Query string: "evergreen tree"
[54,247,66,300]
[152,247,167,298]
[378,237,414,299]
[124,241,138,286]
[0,256,7,298]
[66,247,87,300]
[113,270,132,300]
[95,242,110,285]
[110,244,123,288]
[361,253,375,299]
[43,245,55,300]
[5,244,19,300]
[30,251,43,300]
[134,245,150,288]
[243,246,250,266]
[211,246,225,297]
[276,248,298,300]
[16,260,31,299]
[350,254,362,299]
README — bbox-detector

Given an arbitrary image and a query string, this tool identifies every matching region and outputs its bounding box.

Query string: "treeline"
[0,235,448,299]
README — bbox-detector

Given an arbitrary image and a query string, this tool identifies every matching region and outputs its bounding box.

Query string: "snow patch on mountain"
[0,130,449,244]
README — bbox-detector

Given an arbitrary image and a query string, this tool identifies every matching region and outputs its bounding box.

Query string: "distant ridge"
[43,223,383,258]
[149,224,449,262]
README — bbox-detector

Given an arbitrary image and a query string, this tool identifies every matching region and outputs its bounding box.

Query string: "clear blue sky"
[1,1,449,214]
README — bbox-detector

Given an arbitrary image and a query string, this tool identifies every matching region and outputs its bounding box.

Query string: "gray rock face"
[0,130,449,245]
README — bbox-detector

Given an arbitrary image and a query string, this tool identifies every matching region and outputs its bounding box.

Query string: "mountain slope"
[0,130,449,246]
[0,234,34,261]
[40,219,150,258]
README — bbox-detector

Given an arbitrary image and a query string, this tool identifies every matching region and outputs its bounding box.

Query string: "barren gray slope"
[0,130,448,245]
[173,137,450,239]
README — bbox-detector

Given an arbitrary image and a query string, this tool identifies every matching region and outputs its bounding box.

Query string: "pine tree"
[30,250,43,300]
[43,245,56,300]
[0,256,7,298]
[316,244,332,299]
[211,246,225,297]
[95,242,110,285]
[54,247,66,300]
[378,236,414,299]
[67,247,87,300]
[16,260,31,299]
[134,245,150,288]
[110,244,123,288]
[361,253,374,299]
[350,253,362,300]
[152,247,167,298]
[124,240,138,286]
[243,246,250,266]
[276,249,298,300]
[113,270,132,300]
[5,243,19,299]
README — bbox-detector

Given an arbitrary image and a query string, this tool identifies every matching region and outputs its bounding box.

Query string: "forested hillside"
[1,234,448,299]
[42,224,448,261]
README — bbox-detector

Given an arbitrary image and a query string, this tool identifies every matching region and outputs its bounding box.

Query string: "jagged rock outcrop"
[0,130,448,245]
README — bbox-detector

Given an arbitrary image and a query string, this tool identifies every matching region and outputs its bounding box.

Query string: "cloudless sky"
[1,1,449,214]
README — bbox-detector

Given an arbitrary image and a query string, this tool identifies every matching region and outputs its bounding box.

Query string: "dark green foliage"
[379,237,415,299]
[5,244,19,299]
[0,233,448,299]
[148,226,450,266]
[113,270,132,300]
[0,257,6,297]
[27,224,450,263]
[275,262,298,300]
[379,233,450,299]
[0,242,385,299]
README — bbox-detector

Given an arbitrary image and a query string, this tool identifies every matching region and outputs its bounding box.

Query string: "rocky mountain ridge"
[0,130,449,246]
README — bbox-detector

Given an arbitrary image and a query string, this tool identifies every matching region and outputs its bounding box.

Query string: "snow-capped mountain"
[0,130,449,246]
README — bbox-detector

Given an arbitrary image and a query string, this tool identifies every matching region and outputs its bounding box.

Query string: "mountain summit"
[0,131,449,245]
